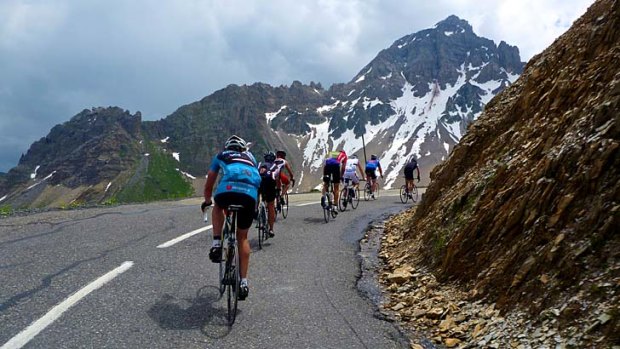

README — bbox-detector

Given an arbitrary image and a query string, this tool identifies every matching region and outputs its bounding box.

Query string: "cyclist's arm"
[285,162,294,180]
[357,162,366,180]
[204,169,218,203]
[378,163,384,177]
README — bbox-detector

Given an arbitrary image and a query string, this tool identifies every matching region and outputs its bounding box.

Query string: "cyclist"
[202,135,261,300]
[274,150,295,204]
[342,154,365,194]
[321,149,347,211]
[365,154,383,198]
[404,156,420,199]
[258,151,279,237]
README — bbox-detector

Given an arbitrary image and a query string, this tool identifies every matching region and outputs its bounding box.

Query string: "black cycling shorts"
[404,169,415,180]
[259,176,277,202]
[323,163,341,183]
[214,192,256,230]
[365,169,377,179]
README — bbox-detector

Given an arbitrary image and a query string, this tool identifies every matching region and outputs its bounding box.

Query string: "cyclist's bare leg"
[267,200,275,231]
[211,203,225,238]
[334,183,340,203]
[236,229,250,279]
[406,179,414,193]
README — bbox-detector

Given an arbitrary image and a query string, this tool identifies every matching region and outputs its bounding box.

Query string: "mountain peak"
[434,15,473,34]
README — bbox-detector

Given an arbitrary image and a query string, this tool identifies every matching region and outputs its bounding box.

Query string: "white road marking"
[156,225,212,248]
[1,261,134,349]
[295,202,318,207]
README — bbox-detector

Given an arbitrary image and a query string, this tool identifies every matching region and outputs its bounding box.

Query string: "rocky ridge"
[378,0,619,347]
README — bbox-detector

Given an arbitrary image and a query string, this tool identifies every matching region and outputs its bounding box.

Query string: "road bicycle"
[216,204,243,326]
[321,178,338,223]
[399,179,419,204]
[274,186,288,220]
[363,178,380,201]
[339,178,360,211]
[256,199,269,249]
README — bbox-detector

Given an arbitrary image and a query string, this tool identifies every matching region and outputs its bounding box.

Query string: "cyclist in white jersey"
[342,154,365,190]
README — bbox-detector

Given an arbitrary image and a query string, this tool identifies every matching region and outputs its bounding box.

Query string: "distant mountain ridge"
[0,15,524,209]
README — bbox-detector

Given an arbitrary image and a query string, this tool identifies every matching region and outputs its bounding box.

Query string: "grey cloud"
[0,0,594,172]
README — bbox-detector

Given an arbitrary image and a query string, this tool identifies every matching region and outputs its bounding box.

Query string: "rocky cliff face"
[382,0,619,346]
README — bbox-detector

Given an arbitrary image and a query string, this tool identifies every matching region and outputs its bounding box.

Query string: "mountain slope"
[269,15,523,190]
[0,15,524,208]
[382,0,619,346]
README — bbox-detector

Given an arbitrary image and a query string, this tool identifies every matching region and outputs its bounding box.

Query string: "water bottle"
[203,207,210,223]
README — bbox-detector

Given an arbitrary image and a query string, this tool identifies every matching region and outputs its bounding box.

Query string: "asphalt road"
[0,190,419,348]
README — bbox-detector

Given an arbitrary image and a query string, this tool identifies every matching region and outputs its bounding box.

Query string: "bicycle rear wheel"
[281,192,289,218]
[338,188,348,212]
[322,194,330,223]
[226,241,239,326]
[351,187,360,209]
[364,183,371,201]
[218,226,229,296]
[257,204,266,249]
[400,185,408,203]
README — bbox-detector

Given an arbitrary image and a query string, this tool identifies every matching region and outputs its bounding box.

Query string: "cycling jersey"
[344,158,359,174]
[343,158,360,184]
[365,159,381,171]
[209,150,261,198]
[325,151,347,166]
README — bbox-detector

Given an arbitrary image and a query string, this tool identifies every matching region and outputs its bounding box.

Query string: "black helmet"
[276,150,286,159]
[370,154,377,160]
[225,135,247,151]
[264,151,276,162]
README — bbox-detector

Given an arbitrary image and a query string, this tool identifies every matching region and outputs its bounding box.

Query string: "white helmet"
[224,135,247,151]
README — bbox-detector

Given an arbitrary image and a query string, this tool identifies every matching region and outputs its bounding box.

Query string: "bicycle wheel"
[322,194,330,223]
[373,184,379,199]
[218,225,229,296]
[227,241,239,325]
[364,183,371,201]
[257,204,265,249]
[400,185,408,203]
[281,192,289,218]
[338,188,348,212]
[351,187,360,209]
[411,185,419,202]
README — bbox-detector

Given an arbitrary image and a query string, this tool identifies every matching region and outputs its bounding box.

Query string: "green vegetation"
[0,204,13,217]
[115,143,194,203]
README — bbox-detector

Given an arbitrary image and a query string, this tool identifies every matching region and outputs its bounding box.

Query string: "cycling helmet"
[370,154,377,160]
[276,150,286,159]
[264,151,276,162]
[224,135,247,151]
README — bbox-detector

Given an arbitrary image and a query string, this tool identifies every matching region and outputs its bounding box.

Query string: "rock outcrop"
[380,0,619,347]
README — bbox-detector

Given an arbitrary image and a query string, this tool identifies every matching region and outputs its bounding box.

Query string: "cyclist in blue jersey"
[202,135,261,300]
[365,154,383,199]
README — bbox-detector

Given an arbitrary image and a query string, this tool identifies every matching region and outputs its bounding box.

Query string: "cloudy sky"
[0,0,595,172]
